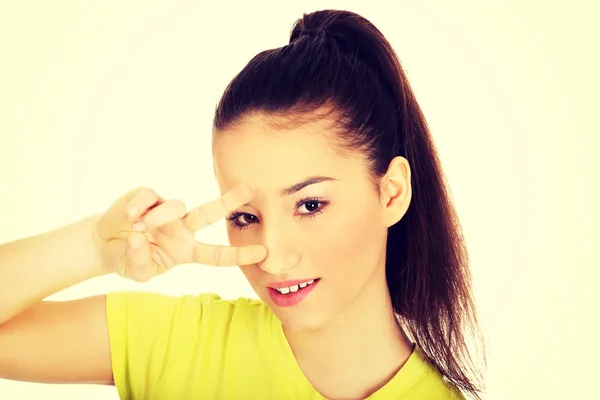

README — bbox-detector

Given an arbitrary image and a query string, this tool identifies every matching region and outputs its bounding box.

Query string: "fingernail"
[127,207,139,220]
[132,221,146,231]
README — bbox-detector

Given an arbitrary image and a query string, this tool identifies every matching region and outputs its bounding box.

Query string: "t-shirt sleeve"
[105,291,221,400]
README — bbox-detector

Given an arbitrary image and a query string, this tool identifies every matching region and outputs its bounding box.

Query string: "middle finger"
[183,184,253,232]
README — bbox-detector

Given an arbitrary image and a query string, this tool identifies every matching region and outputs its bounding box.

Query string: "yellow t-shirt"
[106,291,465,399]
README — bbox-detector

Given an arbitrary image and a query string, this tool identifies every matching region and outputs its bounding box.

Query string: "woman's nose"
[258,226,301,275]
[259,250,300,275]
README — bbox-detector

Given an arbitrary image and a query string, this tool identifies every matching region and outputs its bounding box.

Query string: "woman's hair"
[212,9,486,399]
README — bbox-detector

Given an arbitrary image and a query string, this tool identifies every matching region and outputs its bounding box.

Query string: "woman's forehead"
[214,119,340,166]
[212,117,365,194]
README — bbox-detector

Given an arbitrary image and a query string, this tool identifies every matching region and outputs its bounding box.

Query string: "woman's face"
[213,115,407,333]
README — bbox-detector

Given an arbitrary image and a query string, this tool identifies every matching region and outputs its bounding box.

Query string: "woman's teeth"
[274,279,315,294]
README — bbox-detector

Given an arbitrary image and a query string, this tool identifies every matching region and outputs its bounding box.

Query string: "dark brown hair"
[212,9,486,399]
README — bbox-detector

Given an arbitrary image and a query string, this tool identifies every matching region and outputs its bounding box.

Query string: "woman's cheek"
[226,225,258,247]
[309,211,371,262]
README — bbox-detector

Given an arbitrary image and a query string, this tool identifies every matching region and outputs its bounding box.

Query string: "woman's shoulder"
[107,289,267,312]
[105,290,272,333]
[369,344,467,400]
[106,291,277,399]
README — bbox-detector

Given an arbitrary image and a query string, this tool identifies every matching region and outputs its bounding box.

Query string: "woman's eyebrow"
[280,176,337,196]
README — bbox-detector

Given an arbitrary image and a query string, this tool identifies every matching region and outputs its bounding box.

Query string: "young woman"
[0,9,485,400]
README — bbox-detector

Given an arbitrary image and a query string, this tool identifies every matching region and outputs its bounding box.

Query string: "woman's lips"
[267,278,321,307]
[267,277,320,289]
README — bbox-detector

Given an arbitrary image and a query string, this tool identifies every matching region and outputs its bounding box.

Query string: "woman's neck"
[283,272,414,399]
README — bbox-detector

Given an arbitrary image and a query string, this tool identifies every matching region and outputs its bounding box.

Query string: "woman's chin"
[270,305,330,334]
[253,284,331,332]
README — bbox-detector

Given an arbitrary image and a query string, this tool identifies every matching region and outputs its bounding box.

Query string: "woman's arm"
[0,215,115,384]
[0,184,265,385]
[0,214,111,326]
[0,184,264,327]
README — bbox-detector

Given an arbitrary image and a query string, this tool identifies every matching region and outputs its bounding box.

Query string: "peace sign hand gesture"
[92,184,266,282]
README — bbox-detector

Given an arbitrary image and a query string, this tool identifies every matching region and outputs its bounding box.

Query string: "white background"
[0,0,598,399]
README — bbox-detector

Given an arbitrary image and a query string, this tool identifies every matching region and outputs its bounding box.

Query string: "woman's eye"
[238,214,257,224]
[296,198,328,219]
[226,213,256,230]
[298,200,322,214]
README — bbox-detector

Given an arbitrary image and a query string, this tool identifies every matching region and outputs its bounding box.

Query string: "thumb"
[123,231,155,282]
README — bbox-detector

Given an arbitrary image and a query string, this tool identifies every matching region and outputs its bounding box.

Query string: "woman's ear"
[380,156,412,228]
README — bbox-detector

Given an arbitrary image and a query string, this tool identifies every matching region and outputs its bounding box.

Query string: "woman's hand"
[92,184,266,282]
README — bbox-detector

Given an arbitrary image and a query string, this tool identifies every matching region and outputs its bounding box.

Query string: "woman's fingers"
[124,187,162,221]
[184,184,252,232]
[129,184,251,233]
[134,199,187,231]
[193,242,267,267]
[181,184,266,266]
[117,184,266,269]
[124,232,155,282]
[97,187,162,240]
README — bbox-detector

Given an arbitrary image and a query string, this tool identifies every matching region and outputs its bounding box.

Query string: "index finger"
[183,184,253,232]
